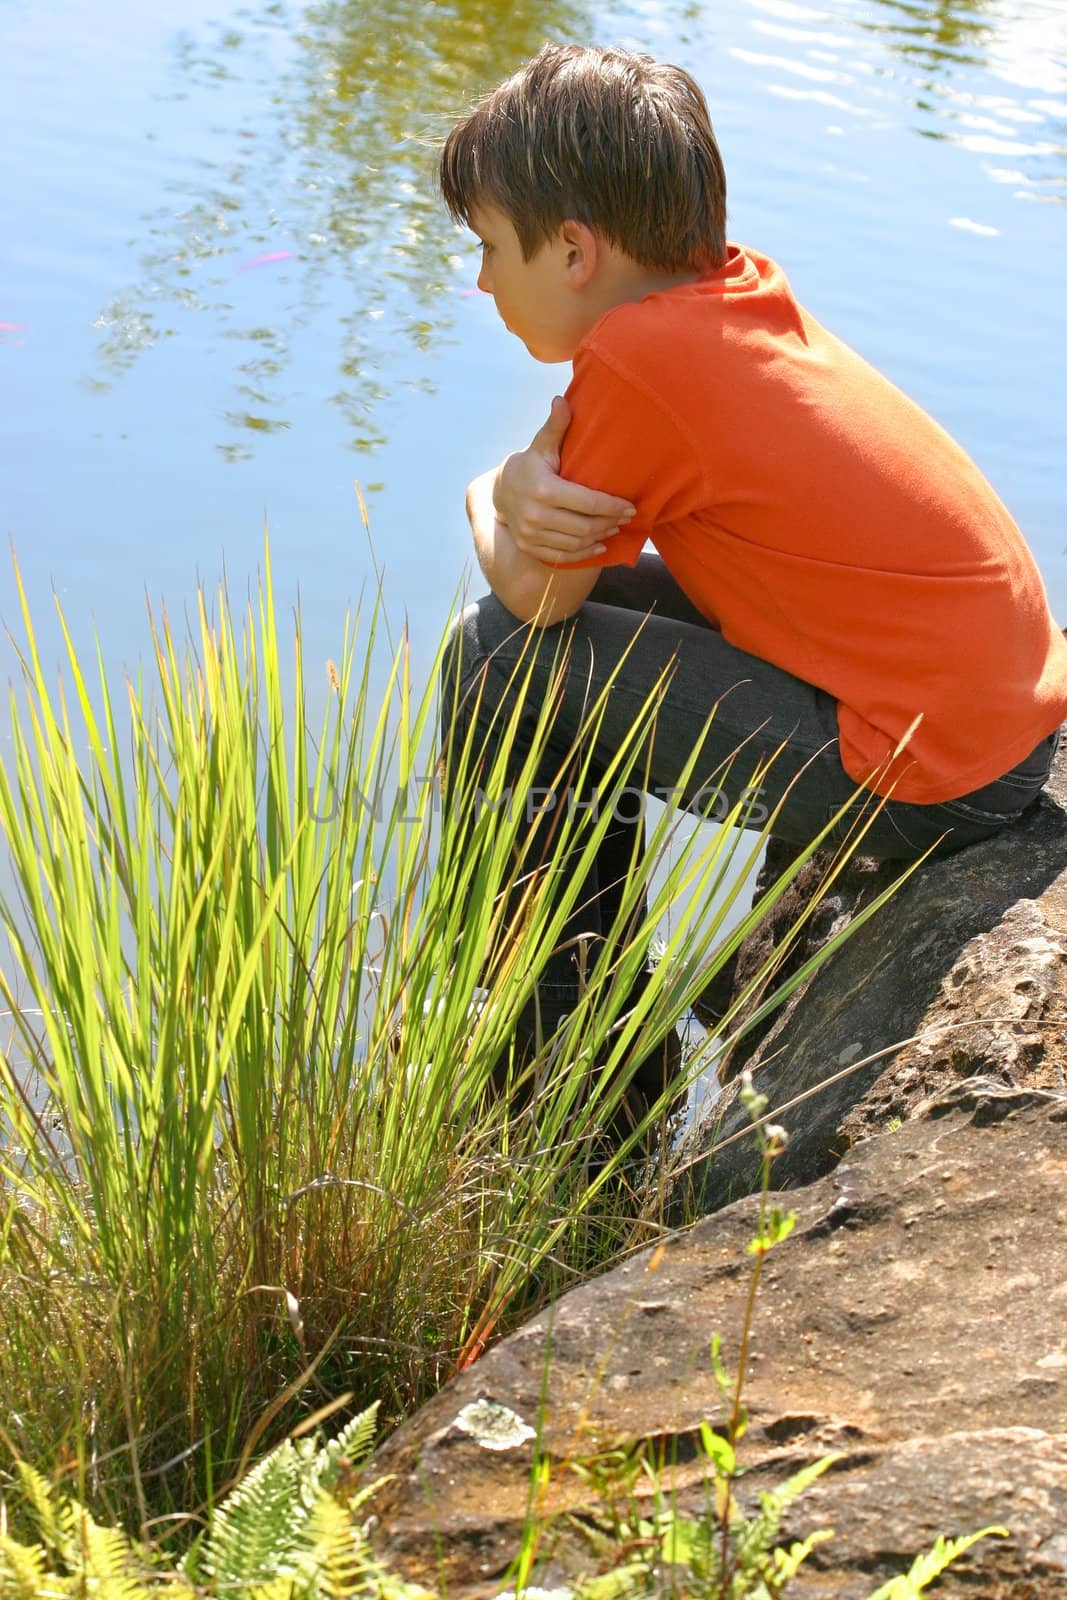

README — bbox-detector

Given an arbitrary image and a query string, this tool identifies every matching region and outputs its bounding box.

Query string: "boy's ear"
[558,219,599,287]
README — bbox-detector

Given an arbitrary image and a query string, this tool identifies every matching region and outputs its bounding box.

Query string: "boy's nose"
[476,259,492,294]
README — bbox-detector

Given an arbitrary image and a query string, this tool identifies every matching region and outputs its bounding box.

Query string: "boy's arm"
[549,346,708,570]
[466,468,599,626]
[488,350,707,577]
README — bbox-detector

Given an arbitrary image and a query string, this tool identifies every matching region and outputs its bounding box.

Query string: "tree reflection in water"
[91,0,587,459]
[861,0,998,72]
[89,0,1065,460]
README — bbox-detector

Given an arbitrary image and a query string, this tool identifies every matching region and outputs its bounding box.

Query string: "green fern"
[573,1453,841,1599]
[0,1533,49,1600]
[1,1461,164,1599]
[182,1401,392,1598]
[569,1448,1010,1600]
[769,1529,836,1587]
[731,1453,839,1578]
[864,1526,1010,1599]
[0,1406,433,1600]
[313,1408,381,1494]
[0,1422,1012,1600]
[190,1440,313,1595]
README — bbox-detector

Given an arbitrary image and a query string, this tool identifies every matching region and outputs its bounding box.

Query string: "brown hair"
[440,44,727,272]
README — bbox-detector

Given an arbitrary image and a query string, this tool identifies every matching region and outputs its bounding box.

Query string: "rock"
[679,732,1067,1213]
[360,738,1067,1591]
[365,1094,1067,1597]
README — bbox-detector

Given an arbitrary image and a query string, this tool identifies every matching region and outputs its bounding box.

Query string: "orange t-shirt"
[557,243,1067,804]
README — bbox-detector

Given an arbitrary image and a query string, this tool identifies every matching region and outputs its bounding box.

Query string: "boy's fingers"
[532,485,634,528]
[524,508,625,542]
[516,523,619,557]
[556,482,635,523]
[525,402,637,523]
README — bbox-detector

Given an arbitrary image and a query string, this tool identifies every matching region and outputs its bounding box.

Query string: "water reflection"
[861,0,998,73]
[862,0,1067,186]
[745,0,1067,204]
[92,0,586,459]
[88,0,1066,462]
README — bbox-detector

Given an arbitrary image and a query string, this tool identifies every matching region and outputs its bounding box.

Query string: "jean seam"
[937,798,1026,825]
[997,772,1050,791]
[884,807,925,852]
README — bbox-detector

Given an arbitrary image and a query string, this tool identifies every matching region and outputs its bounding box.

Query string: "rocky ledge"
[368,1092,1067,1596]
[365,737,1067,1597]
[681,733,1067,1212]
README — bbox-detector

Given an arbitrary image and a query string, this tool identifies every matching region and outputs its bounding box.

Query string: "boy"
[438,43,1067,1094]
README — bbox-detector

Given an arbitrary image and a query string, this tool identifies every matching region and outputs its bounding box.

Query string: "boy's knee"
[440,594,519,740]
[442,591,558,691]
[441,604,474,696]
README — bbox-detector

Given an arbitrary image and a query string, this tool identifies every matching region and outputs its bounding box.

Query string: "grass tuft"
[0,538,906,1538]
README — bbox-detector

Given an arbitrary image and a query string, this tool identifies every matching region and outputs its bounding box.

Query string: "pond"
[4,0,1065,656]
[2,0,1066,951]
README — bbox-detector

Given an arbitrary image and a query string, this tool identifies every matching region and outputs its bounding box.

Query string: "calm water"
[2,0,1066,971]
[3,0,1065,682]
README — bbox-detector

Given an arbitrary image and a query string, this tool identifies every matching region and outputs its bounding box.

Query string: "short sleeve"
[545,344,708,570]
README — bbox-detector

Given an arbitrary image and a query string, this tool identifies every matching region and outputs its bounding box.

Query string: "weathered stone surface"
[367,1093,1067,1598]
[680,734,1067,1213]
[363,738,1067,1595]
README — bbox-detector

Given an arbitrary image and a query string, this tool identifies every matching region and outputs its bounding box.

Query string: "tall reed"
[0,542,905,1538]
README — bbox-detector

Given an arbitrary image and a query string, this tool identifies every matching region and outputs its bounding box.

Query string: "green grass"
[0,537,911,1542]
[0,1121,1009,1600]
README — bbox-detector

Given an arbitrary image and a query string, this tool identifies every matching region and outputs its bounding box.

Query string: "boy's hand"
[493,396,636,565]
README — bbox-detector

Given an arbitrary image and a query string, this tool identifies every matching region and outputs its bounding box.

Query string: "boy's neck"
[585,244,704,322]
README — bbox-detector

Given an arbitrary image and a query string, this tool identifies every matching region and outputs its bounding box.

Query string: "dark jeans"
[441,556,1060,1008]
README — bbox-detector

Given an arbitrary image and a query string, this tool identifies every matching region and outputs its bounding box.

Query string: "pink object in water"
[235,251,296,273]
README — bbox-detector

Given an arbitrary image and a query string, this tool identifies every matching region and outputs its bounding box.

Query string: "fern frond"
[192,1414,388,1600]
[82,1519,167,1600]
[342,1475,391,1519]
[770,1527,835,1584]
[63,1503,128,1578]
[235,1579,299,1600]
[197,1441,309,1595]
[772,1454,841,1506]
[1,1479,182,1600]
[732,1455,839,1572]
[301,1490,367,1600]
[0,1532,50,1600]
[13,1462,67,1566]
[575,1557,651,1600]
[314,1403,380,1492]
[865,1526,1009,1599]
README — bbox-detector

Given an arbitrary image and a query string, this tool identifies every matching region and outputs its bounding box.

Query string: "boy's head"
[441,44,726,274]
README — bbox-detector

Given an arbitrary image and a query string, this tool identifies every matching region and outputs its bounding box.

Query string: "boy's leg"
[448,555,1056,863]
[440,557,1056,1091]
[443,558,844,904]
[438,556,831,1094]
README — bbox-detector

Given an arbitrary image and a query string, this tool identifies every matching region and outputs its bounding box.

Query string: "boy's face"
[469,204,593,364]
